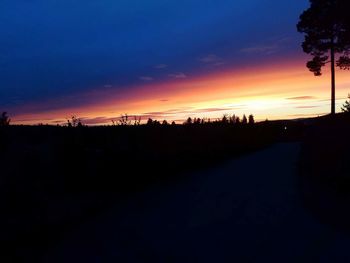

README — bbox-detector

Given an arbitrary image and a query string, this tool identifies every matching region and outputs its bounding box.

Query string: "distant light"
[284,126,287,130]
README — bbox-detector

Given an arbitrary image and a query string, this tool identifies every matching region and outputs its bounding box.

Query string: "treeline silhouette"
[0,111,304,261]
[61,113,256,127]
[145,114,255,126]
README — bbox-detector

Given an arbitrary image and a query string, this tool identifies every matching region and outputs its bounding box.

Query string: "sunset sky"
[1,0,350,125]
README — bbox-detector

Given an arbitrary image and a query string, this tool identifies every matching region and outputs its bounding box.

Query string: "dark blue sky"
[0,0,308,113]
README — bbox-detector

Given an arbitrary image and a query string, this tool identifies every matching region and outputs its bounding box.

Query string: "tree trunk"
[330,40,336,115]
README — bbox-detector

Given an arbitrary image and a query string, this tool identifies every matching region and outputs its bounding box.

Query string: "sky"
[1,0,350,125]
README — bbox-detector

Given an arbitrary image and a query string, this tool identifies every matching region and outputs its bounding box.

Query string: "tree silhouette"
[297,0,350,115]
[248,114,255,125]
[185,117,192,125]
[193,118,201,125]
[242,114,248,125]
[235,116,240,124]
[0,112,10,126]
[229,114,236,124]
[342,94,350,112]
[221,114,228,124]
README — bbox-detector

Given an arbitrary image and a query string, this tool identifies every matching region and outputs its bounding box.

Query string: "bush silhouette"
[147,118,154,125]
[0,112,10,126]
[342,94,350,113]
[67,115,83,127]
[134,116,141,126]
[119,114,131,126]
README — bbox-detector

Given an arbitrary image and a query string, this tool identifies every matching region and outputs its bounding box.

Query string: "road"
[43,143,350,262]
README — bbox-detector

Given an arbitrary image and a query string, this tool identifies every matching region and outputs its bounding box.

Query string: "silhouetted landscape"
[0,114,300,260]
[2,0,350,262]
[2,112,350,261]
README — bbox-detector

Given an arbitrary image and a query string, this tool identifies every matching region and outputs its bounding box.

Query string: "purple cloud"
[139,76,154,81]
[168,72,187,79]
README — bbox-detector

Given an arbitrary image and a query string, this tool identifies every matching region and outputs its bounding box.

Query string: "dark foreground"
[1,116,350,262]
[44,143,350,263]
[0,121,299,262]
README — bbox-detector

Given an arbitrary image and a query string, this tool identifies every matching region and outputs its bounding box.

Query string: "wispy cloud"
[154,64,168,69]
[240,44,279,55]
[318,97,348,102]
[286,96,316,100]
[240,36,292,55]
[143,107,193,117]
[198,54,225,66]
[104,84,113,88]
[80,116,114,125]
[288,112,328,118]
[142,105,244,118]
[295,105,319,109]
[168,72,187,79]
[199,54,220,63]
[139,76,154,81]
[192,106,245,113]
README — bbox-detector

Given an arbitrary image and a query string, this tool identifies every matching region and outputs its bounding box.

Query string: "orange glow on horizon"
[12,58,350,125]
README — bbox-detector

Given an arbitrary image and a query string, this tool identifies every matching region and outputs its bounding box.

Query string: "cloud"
[198,54,225,66]
[141,107,195,119]
[295,105,319,109]
[80,116,113,125]
[142,106,243,119]
[318,97,347,102]
[159,99,169,102]
[139,76,154,81]
[240,36,293,55]
[192,106,244,113]
[143,108,188,116]
[104,84,113,88]
[288,113,328,118]
[168,72,187,79]
[286,96,316,100]
[199,54,220,63]
[154,64,168,69]
[240,44,279,55]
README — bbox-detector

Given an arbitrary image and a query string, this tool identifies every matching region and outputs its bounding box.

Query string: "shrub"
[342,94,350,113]
[0,112,10,126]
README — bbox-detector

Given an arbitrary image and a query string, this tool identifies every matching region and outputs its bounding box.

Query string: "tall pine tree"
[297,0,350,115]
